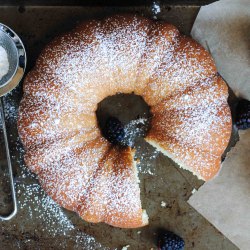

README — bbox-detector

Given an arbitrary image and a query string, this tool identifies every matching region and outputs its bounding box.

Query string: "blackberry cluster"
[235,99,250,130]
[104,116,125,145]
[158,230,185,250]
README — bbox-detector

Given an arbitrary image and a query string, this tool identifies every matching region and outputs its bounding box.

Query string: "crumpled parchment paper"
[188,1,250,249]
[189,130,250,250]
[190,0,250,100]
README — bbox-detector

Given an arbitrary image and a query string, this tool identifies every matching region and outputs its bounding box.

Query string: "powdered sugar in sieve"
[0,27,19,89]
[0,46,9,81]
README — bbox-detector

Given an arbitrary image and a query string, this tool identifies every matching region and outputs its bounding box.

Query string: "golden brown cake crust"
[18,14,231,228]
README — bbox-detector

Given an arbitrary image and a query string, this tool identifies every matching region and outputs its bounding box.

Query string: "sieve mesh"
[0,23,26,220]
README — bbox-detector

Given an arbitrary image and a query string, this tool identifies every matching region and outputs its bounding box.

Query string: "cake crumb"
[192,188,197,194]
[147,169,154,175]
[161,201,167,207]
[122,245,130,250]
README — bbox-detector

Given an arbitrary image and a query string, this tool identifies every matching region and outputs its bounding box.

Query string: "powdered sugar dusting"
[18,183,74,234]
[147,76,231,180]
[0,91,19,126]
[123,117,149,147]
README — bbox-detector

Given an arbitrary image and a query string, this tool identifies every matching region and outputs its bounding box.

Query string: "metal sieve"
[0,23,26,220]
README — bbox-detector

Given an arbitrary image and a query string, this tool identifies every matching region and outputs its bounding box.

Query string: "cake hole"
[96,93,151,147]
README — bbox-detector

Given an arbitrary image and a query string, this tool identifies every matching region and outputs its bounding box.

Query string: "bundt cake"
[18,15,232,228]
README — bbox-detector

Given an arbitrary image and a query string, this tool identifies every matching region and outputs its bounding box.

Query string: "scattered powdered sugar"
[17,183,74,234]
[135,139,159,175]
[0,46,9,81]
[152,1,161,20]
[1,93,19,124]
[123,117,149,147]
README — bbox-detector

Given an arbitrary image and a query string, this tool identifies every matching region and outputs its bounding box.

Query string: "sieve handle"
[0,97,17,220]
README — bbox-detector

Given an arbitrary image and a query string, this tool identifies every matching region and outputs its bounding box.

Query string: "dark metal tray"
[0,3,238,249]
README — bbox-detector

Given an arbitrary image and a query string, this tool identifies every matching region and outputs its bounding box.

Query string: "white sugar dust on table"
[2,92,19,124]
[134,138,159,176]
[136,147,159,175]
[151,1,161,20]
[16,161,109,249]
[17,149,105,249]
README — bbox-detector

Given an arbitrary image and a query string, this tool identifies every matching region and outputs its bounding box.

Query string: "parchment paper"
[188,1,250,249]
[189,130,250,250]
[190,0,250,100]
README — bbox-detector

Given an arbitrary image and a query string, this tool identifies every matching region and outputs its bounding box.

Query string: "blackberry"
[235,99,250,130]
[105,116,125,145]
[158,230,185,250]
